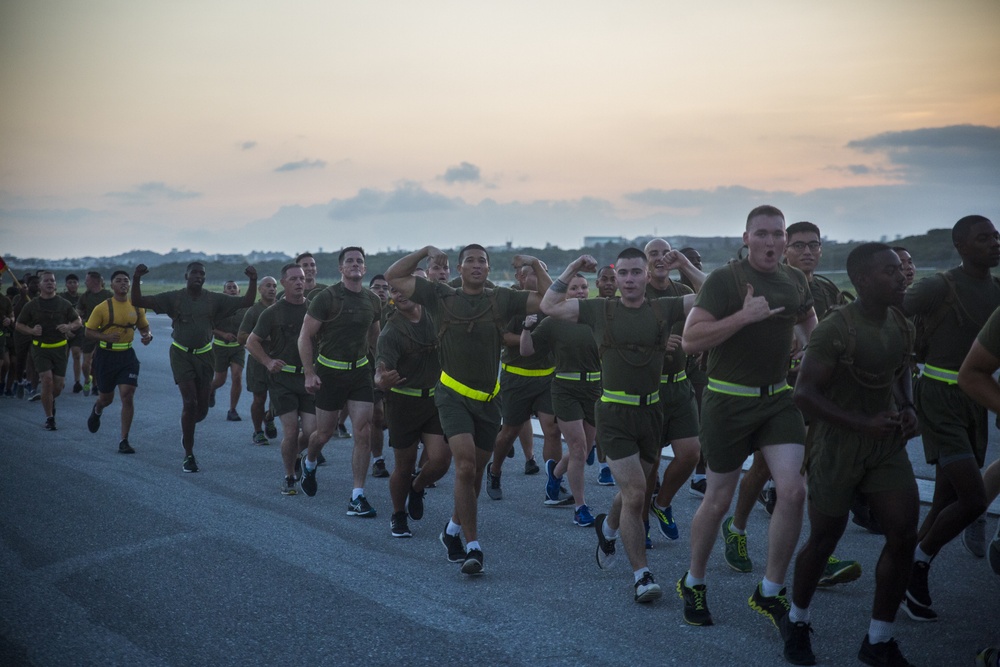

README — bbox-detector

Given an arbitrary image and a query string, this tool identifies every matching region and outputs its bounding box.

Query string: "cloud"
[240,141,257,150]
[105,182,202,205]
[439,161,481,184]
[846,124,1000,187]
[624,185,789,209]
[329,181,458,219]
[274,159,326,172]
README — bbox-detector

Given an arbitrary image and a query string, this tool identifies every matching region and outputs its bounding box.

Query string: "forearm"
[245,335,272,368]
[682,311,749,354]
[519,329,535,356]
[385,247,431,282]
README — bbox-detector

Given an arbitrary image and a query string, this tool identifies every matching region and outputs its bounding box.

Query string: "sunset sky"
[2,0,999,260]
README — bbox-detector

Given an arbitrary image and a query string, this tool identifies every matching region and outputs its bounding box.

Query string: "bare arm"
[131,264,157,310]
[246,332,284,373]
[513,255,553,312]
[958,339,1000,413]
[539,255,596,321]
[385,246,445,298]
[793,309,818,353]
[298,314,323,393]
[240,266,258,308]
[663,250,707,292]
[367,321,380,355]
[682,284,784,354]
[518,314,539,356]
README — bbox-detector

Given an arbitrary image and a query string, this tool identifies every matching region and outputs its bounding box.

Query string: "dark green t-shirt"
[16,295,79,344]
[530,316,600,375]
[306,283,381,362]
[59,291,81,309]
[146,289,246,348]
[809,274,848,320]
[252,299,310,366]
[577,297,686,395]
[376,308,441,390]
[501,314,554,370]
[646,281,693,374]
[976,305,1000,358]
[696,259,814,386]
[239,299,271,337]
[216,307,248,338]
[77,289,113,320]
[904,268,1000,370]
[410,277,529,394]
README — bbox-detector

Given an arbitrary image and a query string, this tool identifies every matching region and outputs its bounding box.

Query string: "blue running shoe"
[544,459,562,504]
[574,504,595,527]
[651,504,679,540]
[598,467,615,486]
[586,445,596,466]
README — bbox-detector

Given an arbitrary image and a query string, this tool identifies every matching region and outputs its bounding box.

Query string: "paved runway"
[1,314,997,666]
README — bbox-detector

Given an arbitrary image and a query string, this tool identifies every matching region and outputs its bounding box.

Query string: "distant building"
[584,236,627,247]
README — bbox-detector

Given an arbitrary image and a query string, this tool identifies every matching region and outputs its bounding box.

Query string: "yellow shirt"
[85,297,149,345]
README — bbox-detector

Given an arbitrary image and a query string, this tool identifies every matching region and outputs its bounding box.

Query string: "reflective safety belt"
[660,371,688,384]
[922,364,958,385]
[600,389,660,406]
[316,355,369,371]
[390,386,436,398]
[707,378,791,397]
[213,338,241,348]
[99,341,132,350]
[440,371,500,402]
[501,363,555,377]
[33,339,68,348]
[555,371,601,382]
[172,341,213,354]
[280,365,304,374]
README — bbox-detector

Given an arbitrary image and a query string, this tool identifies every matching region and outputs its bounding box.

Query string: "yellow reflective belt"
[316,354,369,371]
[922,364,959,385]
[660,371,688,384]
[707,378,791,397]
[213,338,241,348]
[501,363,555,377]
[390,386,436,398]
[440,371,500,402]
[555,371,602,382]
[33,339,68,349]
[280,365,304,374]
[99,341,133,350]
[172,341,213,354]
[600,389,659,406]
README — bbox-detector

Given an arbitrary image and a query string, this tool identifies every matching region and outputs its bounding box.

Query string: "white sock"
[352,488,364,500]
[603,520,619,541]
[728,522,746,536]
[790,603,810,624]
[761,577,783,598]
[467,540,481,551]
[446,520,462,536]
[685,572,705,588]
[633,567,650,583]
[914,546,932,563]
[304,458,317,471]
[93,404,102,416]
[867,619,893,645]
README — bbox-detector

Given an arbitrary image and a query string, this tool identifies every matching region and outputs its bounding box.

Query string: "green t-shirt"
[577,297,686,396]
[252,299,309,366]
[696,259,813,386]
[306,283,381,363]
[376,308,441,390]
[77,289,113,320]
[146,289,246,348]
[530,316,600,375]
[646,281,693,374]
[239,299,271,336]
[16,295,79,344]
[809,274,848,320]
[904,268,1000,370]
[501,314,554,370]
[804,302,913,419]
[216,307,248,339]
[976,305,1000,358]
[410,277,529,394]
[59,290,81,309]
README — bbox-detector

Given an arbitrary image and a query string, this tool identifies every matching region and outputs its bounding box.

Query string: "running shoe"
[252,431,268,446]
[485,465,503,500]
[439,525,466,563]
[749,582,790,628]
[73,381,83,394]
[461,548,484,575]
[633,571,662,603]
[406,482,425,521]
[976,647,1000,667]
[898,597,937,622]
[118,438,135,454]
[82,381,91,395]
[722,516,752,573]
[264,410,278,439]
[818,555,862,587]
[597,467,615,486]
[677,573,713,626]
[574,504,595,527]
[347,495,376,517]
[372,458,389,478]
[16,382,25,400]
[44,416,57,431]
[779,614,816,665]
[858,636,915,667]
[594,513,617,569]
[29,391,41,402]
[300,455,318,496]
[689,477,706,498]
[226,409,241,422]
[336,424,351,438]
[524,458,540,475]
[544,459,562,504]
[964,515,987,558]
[87,405,102,433]
[182,454,198,473]
[586,445,596,466]
[651,504,679,540]
[390,511,412,538]
[905,560,932,608]
[758,484,777,515]
[281,476,297,495]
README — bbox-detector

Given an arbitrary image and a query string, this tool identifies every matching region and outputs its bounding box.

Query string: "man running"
[210,280,248,421]
[238,275,278,445]
[78,271,113,395]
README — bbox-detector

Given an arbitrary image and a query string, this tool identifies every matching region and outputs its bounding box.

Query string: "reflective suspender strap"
[922,364,959,385]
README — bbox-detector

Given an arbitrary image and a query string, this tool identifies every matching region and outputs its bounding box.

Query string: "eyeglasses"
[788,241,822,251]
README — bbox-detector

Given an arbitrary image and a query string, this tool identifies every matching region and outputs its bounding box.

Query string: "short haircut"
[185,262,205,273]
[280,263,301,278]
[110,270,129,281]
[846,242,893,286]
[458,244,489,265]
[39,271,56,280]
[891,246,909,254]
[86,271,102,279]
[369,274,387,287]
[953,215,992,245]
[786,221,821,237]
[598,264,616,276]
[295,252,314,264]
[65,273,79,282]
[616,247,647,263]
[224,280,238,288]
[338,246,365,264]
[746,205,785,229]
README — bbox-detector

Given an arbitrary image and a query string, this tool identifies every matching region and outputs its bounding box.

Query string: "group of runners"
[4,206,999,667]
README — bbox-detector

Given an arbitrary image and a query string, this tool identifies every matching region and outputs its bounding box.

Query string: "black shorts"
[315,365,373,412]
[93,347,140,394]
[386,389,443,448]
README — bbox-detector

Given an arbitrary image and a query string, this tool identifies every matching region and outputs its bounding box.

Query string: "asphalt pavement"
[1,313,997,666]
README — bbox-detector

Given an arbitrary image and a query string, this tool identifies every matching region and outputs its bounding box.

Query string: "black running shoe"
[898,597,937,622]
[594,513,617,569]
[524,458,540,475]
[347,495,376,517]
[461,548,484,575]
[118,438,135,454]
[44,416,57,431]
[182,454,198,473]
[780,614,816,665]
[264,410,278,439]
[406,481,425,521]
[749,583,790,628]
[439,525,466,563]
[372,458,389,478]
[858,636,915,667]
[905,560,932,608]
[676,573,713,626]
[73,381,83,394]
[390,511,412,538]
[485,466,502,500]
[87,405,102,433]
[300,456,318,496]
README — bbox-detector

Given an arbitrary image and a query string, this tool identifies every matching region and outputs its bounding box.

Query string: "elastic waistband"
[660,371,688,384]
[707,378,791,398]
[440,371,500,402]
[600,389,659,406]
[316,354,369,371]
[501,363,555,377]
[33,339,68,349]
[213,338,241,348]
[555,371,602,382]
[99,341,133,351]
[280,364,304,374]
[922,364,958,385]
[172,341,213,354]
[390,386,436,398]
